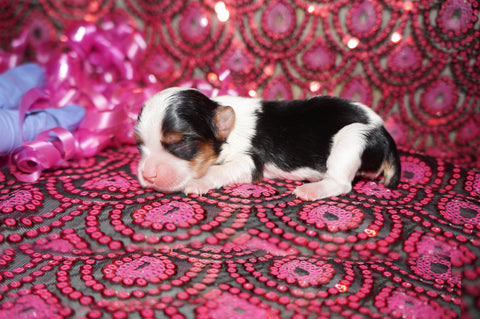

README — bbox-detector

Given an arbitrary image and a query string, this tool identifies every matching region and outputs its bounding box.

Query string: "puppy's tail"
[381,127,401,188]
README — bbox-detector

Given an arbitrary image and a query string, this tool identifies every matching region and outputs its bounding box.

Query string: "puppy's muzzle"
[140,159,189,192]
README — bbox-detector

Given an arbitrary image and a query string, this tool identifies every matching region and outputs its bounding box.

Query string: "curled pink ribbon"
[6,9,157,182]
[10,127,76,182]
[18,88,50,139]
[9,87,76,182]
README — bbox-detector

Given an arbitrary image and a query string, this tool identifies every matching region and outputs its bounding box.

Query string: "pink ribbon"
[10,107,132,182]
[9,88,75,182]
[5,9,158,182]
[10,127,75,182]
[18,88,50,140]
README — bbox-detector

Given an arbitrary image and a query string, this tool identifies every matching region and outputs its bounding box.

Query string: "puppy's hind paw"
[293,184,324,201]
[293,179,352,201]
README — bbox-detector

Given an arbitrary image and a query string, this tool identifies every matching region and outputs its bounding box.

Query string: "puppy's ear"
[214,106,235,140]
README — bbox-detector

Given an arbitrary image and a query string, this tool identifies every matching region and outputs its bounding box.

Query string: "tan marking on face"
[134,131,143,145]
[189,142,218,179]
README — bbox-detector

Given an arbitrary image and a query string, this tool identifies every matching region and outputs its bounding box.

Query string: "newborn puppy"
[135,87,401,200]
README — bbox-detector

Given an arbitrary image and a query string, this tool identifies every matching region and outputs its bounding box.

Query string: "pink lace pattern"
[0,1,479,318]
[0,146,477,318]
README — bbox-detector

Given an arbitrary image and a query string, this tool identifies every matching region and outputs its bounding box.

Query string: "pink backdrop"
[1,0,479,167]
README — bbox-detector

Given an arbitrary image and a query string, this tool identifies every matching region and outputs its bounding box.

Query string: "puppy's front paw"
[184,180,213,196]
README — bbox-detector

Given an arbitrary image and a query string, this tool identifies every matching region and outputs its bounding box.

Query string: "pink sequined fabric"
[0,1,479,318]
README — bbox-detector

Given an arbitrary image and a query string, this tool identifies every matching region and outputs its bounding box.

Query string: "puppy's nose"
[140,159,188,191]
[142,161,160,183]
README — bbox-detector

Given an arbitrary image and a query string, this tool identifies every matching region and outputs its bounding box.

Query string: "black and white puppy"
[135,87,401,201]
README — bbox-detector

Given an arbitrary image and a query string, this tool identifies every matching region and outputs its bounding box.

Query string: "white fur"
[184,154,256,195]
[264,164,324,182]
[136,88,195,191]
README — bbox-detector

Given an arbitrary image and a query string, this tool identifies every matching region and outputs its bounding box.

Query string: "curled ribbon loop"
[10,127,75,182]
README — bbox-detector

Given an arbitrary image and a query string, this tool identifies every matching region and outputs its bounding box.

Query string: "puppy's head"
[135,87,235,192]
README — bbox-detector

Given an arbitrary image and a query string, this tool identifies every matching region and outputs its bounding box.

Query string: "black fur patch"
[360,126,391,172]
[250,96,371,174]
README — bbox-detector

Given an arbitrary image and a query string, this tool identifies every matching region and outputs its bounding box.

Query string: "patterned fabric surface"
[1,0,480,318]
[1,0,480,166]
[1,146,480,318]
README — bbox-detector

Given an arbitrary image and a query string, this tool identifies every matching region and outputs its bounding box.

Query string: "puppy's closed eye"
[162,132,199,160]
